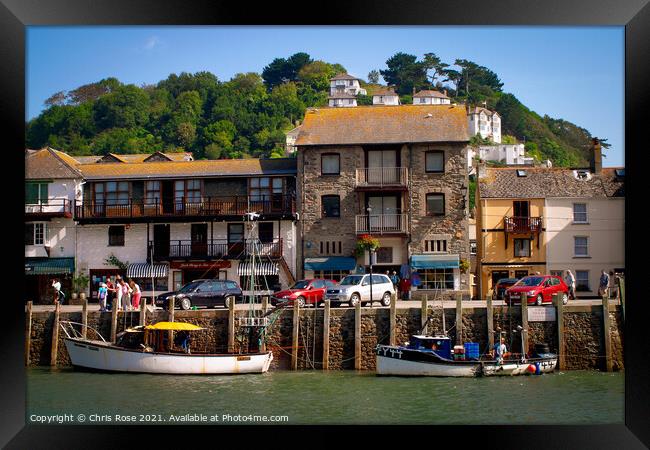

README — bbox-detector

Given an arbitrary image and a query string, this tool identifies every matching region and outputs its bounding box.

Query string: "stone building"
[295,105,471,298]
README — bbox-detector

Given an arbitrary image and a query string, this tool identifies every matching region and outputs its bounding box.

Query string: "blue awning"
[304,257,356,271]
[25,257,75,275]
[411,254,459,269]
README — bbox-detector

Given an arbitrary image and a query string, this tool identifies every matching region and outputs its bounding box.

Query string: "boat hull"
[376,345,481,377]
[481,356,558,376]
[64,338,273,374]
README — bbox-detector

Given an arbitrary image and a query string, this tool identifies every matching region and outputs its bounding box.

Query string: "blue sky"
[26,26,624,166]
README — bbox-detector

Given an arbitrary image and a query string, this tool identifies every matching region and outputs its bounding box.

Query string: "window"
[173,271,183,291]
[258,222,274,244]
[228,223,244,243]
[314,270,349,282]
[132,277,169,292]
[425,239,447,253]
[108,226,125,246]
[421,268,455,290]
[105,181,130,205]
[145,180,161,204]
[25,223,46,246]
[576,271,590,291]
[376,247,393,263]
[573,203,588,223]
[321,154,340,175]
[250,177,283,201]
[322,195,340,217]
[514,239,531,257]
[515,270,529,279]
[426,193,445,216]
[320,241,342,255]
[425,151,444,173]
[25,182,48,205]
[574,237,588,257]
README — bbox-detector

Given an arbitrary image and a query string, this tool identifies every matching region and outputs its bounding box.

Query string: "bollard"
[228,295,235,353]
[487,293,494,351]
[82,298,88,339]
[25,301,33,366]
[555,293,565,370]
[322,300,330,369]
[291,302,300,370]
[50,301,61,366]
[355,300,361,370]
[389,293,397,346]
[521,294,529,357]
[602,294,613,372]
[455,292,463,345]
[421,295,428,334]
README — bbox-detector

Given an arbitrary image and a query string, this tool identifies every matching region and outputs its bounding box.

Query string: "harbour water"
[27,368,623,425]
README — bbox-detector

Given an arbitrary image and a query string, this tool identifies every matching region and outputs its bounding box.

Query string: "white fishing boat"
[61,321,273,374]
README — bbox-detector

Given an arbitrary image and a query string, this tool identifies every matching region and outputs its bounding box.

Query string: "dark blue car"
[155,279,243,310]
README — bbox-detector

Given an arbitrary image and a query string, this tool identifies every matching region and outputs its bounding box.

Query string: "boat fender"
[535,362,541,375]
[526,364,536,374]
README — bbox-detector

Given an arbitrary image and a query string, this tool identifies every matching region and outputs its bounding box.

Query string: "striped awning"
[127,263,169,278]
[25,258,74,275]
[237,261,278,276]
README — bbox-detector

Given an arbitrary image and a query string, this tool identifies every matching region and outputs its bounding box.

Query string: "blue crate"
[464,342,480,360]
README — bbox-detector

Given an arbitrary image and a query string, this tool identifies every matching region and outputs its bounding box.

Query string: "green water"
[27,368,623,425]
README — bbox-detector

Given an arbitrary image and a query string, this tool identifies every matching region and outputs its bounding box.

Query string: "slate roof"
[76,158,297,180]
[330,73,359,81]
[414,90,449,98]
[478,167,625,199]
[295,104,469,146]
[372,87,398,96]
[25,148,83,180]
[469,106,499,116]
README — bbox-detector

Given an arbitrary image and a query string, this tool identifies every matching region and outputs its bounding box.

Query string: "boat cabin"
[407,335,452,359]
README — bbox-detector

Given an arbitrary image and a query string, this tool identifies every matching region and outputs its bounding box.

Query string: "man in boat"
[174,330,192,354]
[493,337,509,364]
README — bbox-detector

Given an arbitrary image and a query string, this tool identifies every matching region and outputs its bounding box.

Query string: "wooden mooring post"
[322,300,330,369]
[486,294,494,351]
[617,277,625,322]
[555,293,565,370]
[389,293,396,346]
[521,294,529,356]
[228,295,235,353]
[139,294,147,326]
[168,295,175,347]
[260,296,269,353]
[111,299,119,343]
[81,298,88,339]
[291,303,300,370]
[354,300,361,370]
[50,301,61,366]
[602,294,613,372]
[25,301,33,366]
[455,292,463,345]
[421,295,428,334]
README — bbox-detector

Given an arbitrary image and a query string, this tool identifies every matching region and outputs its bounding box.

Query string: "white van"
[325,274,395,307]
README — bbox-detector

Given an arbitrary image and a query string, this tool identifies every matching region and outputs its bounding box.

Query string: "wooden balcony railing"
[74,195,295,220]
[355,167,408,188]
[148,238,283,261]
[355,214,408,234]
[504,216,543,234]
[25,199,73,217]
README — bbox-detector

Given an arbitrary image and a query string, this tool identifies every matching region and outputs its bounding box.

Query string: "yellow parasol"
[144,321,204,331]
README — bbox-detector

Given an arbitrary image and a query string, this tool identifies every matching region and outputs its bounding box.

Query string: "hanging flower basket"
[459,259,470,274]
[355,234,380,257]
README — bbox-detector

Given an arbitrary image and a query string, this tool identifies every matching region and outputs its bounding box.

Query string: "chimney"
[444,89,448,97]
[590,138,602,174]
[412,86,416,96]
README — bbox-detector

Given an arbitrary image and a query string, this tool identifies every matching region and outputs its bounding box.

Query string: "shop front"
[126,263,170,302]
[168,260,232,292]
[238,260,280,295]
[303,256,357,282]
[409,254,461,296]
[25,257,75,304]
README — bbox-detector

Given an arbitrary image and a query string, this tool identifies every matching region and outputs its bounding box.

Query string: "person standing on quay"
[564,269,576,300]
[599,270,610,298]
[120,278,132,311]
[390,271,400,290]
[98,283,108,312]
[115,276,124,311]
[129,279,141,310]
[52,278,64,304]
[106,277,117,311]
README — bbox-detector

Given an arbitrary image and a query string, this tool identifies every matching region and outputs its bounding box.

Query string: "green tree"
[422,53,450,86]
[367,70,380,84]
[380,52,429,95]
[93,84,150,130]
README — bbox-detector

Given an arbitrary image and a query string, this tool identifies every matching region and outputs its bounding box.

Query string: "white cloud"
[143,36,161,51]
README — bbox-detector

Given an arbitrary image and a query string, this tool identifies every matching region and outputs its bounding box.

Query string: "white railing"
[356,214,408,234]
[355,167,408,187]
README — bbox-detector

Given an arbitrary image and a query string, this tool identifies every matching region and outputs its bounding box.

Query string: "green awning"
[304,257,356,271]
[25,258,75,275]
[411,254,459,269]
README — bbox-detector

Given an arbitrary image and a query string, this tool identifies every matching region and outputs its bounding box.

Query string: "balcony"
[355,214,408,235]
[74,195,296,223]
[504,216,543,234]
[148,238,283,262]
[25,199,73,220]
[355,167,409,189]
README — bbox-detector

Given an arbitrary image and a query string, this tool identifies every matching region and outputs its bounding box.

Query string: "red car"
[271,279,338,307]
[505,275,569,306]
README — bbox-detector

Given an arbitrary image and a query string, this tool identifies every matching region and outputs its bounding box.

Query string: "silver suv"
[325,274,395,307]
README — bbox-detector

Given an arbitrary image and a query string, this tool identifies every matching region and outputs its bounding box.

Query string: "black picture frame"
[3,0,648,448]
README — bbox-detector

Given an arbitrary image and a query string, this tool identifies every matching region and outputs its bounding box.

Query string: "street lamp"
[460,184,468,210]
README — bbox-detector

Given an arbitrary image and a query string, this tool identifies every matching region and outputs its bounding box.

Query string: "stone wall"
[28,304,624,372]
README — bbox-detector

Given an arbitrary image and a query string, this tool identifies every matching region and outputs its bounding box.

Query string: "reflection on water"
[27,368,623,425]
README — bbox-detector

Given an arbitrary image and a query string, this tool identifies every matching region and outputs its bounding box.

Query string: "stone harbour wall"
[27,304,624,372]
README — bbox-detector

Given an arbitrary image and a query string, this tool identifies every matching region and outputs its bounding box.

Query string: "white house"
[372,87,400,105]
[328,93,357,107]
[329,73,367,97]
[285,125,302,155]
[468,107,501,143]
[467,144,534,170]
[413,90,451,105]
[25,148,84,303]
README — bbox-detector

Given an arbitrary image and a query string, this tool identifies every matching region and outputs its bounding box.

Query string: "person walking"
[52,278,65,304]
[390,271,400,290]
[115,276,124,311]
[129,279,141,310]
[564,269,576,300]
[98,283,108,312]
[599,270,610,298]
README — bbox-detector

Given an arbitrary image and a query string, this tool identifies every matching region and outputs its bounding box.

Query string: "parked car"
[271,279,338,307]
[493,278,520,300]
[155,279,243,310]
[324,274,395,307]
[505,275,569,306]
